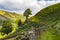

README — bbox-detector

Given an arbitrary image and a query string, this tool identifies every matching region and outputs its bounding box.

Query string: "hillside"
[0,10,25,24]
[31,3,60,25]
[31,3,60,40]
[0,10,26,39]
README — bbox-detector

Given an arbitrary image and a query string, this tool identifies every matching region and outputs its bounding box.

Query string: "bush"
[1,20,13,35]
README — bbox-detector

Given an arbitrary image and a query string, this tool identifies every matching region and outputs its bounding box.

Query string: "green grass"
[37,25,60,40]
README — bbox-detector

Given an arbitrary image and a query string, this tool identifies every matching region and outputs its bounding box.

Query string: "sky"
[0,0,60,15]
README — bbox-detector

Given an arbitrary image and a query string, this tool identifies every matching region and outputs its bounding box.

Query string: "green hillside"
[0,10,26,39]
[0,10,25,23]
[31,3,60,25]
[31,3,60,40]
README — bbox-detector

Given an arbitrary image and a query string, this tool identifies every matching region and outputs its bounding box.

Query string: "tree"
[23,8,32,22]
[18,19,22,26]
[1,20,13,35]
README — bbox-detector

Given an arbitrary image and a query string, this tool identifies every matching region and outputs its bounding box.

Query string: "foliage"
[0,20,13,35]
[24,8,32,18]
[23,8,32,23]
[37,26,60,40]
[18,19,22,26]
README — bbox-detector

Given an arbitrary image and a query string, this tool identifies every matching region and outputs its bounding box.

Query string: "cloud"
[0,0,60,15]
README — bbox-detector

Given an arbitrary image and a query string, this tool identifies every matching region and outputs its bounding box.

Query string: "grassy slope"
[31,3,60,25]
[0,10,26,39]
[0,10,25,23]
[30,3,60,40]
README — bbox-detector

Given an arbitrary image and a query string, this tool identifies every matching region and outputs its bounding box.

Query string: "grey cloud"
[0,0,60,15]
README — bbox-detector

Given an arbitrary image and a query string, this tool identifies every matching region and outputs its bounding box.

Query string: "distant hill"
[0,10,26,39]
[0,10,26,24]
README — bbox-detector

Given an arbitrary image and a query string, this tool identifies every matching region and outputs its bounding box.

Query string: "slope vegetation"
[0,10,25,39]
[31,3,60,40]
[31,3,60,25]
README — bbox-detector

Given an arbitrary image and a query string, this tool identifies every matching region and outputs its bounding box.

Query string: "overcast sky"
[0,0,60,15]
